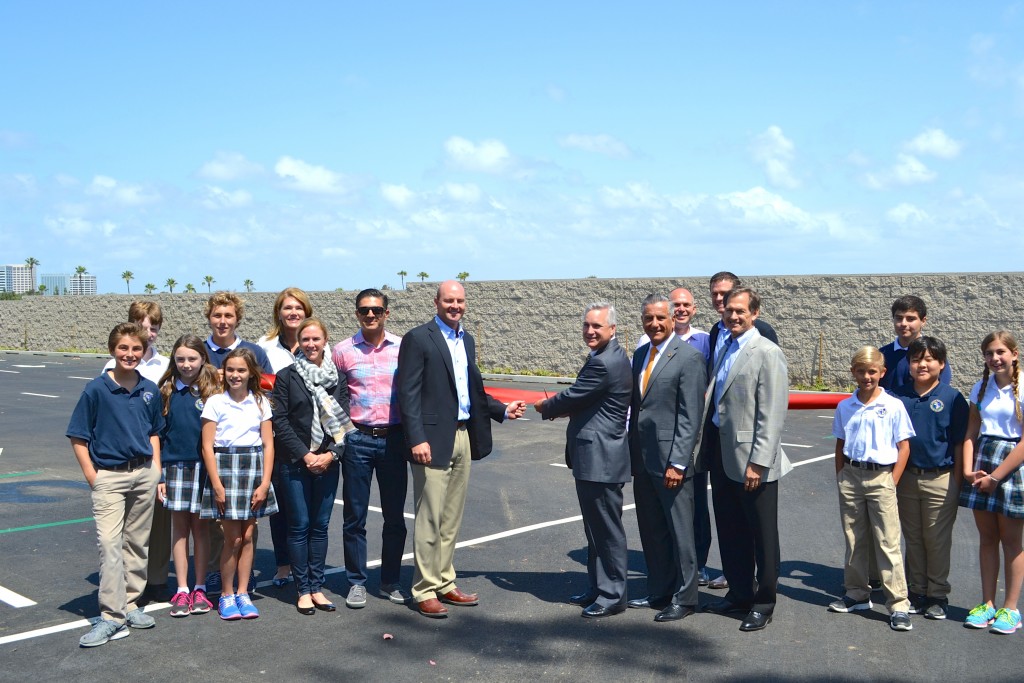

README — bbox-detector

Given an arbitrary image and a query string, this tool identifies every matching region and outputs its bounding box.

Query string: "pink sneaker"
[169,591,191,618]
[190,588,213,614]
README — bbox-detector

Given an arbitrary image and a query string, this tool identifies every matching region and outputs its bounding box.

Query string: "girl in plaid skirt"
[200,348,279,620]
[157,335,221,617]
[960,331,1024,634]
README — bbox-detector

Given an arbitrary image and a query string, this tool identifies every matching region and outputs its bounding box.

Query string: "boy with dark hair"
[879,295,951,392]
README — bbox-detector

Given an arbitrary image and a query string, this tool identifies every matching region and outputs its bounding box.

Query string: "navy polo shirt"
[894,382,969,469]
[159,385,205,464]
[879,341,953,393]
[205,337,273,374]
[66,372,164,468]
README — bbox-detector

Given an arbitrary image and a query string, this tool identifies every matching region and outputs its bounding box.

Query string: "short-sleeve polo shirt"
[66,372,164,468]
[160,381,206,464]
[201,391,272,448]
[832,390,916,465]
[894,383,969,468]
[205,337,274,374]
[971,376,1024,439]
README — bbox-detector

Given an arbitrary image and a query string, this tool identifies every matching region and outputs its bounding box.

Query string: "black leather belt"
[96,456,151,472]
[844,457,893,472]
[456,420,469,430]
[353,422,399,438]
[907,465,954,475]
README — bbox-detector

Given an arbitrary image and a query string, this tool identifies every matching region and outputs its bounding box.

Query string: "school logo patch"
[875,407,887,418]
[930,399,944,413]
[195,398,205,411]
[141,391,154,405]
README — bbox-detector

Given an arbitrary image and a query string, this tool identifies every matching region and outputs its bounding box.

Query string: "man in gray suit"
[627,295,708,622]
[700,287,792,632]
[534,302,633,618]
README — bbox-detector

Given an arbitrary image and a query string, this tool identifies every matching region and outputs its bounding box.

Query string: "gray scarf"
[292,350,353,450]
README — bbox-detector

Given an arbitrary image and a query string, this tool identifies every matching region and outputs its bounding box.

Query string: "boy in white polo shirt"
[830,346,916,632]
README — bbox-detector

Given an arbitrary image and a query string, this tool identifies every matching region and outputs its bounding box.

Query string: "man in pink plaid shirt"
[331,288,410,609]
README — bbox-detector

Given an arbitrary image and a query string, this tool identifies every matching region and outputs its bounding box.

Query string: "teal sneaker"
[964,603,997,629]
[990,608,1022,634]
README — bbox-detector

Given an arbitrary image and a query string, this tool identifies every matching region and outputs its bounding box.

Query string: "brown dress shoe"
[417,598,449,618]
[440,588,479,606]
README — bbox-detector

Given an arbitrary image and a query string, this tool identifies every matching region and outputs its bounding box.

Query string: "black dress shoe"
[296,603,316,616]
[703,598,750,615]
[739,610,772,631]
[569,592,597,607]
[312,600,337,612]
[628,596,671,610]
[655,604,696,622]
[581,603,626,619]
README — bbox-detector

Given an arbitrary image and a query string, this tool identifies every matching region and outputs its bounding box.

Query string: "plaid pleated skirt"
[163,461,205,513]
[200,446,279,520]
[959,436,1024,518]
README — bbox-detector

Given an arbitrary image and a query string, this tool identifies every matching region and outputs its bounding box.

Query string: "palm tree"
[456,272,469,282]
[165,278,177,293]
[25,257,39,289]
[144,283,157,294]
[38,284,46,296]
[243,279,254,293]
[74,265,88,295]
[184,283,196,293]
[397,270,407,288]
[203,275,215,292]
[417,271,429,282]
[122,270,134,294]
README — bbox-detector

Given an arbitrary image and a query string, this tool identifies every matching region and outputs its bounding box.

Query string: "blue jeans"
[279,459,339,596]
[342,429,409,586]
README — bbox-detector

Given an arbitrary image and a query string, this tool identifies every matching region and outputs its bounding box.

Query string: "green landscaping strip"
[0,517,94,534]
[0,470,43,479]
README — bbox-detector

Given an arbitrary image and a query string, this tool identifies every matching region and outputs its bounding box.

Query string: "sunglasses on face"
[357,306,385,316]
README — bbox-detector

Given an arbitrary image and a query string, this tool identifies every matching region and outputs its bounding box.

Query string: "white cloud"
[886,203,930,224]
[275,156,351,195]
[444,136,511,173]
[86,175,160,205]
[864,154,936,189]
[559,133,633,159]
[750,126,800,189]
[197,151,263,181]
[443,182,481,203]
[600,182,664,209]
[381,183,415,208]
[904,128,962,159]
[202,185,252,209]
[45,215,118,237]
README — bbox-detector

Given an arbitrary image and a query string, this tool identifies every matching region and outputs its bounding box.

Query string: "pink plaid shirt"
[331,330,402,426]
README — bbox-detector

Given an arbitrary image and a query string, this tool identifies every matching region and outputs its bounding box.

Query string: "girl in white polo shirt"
[960,331,1024,634]
[200,347,278,621]
[830,346,916,632]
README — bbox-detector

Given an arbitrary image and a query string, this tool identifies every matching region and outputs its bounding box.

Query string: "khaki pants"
[411,428,471,602]
[91,462,160,623]
[837,465,910,612]
[897,469,959,599]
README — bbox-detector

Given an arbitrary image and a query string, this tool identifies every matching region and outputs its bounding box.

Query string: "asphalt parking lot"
[0,354,1020,682]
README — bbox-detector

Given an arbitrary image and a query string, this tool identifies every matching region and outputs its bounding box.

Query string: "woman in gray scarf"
[271,318,354,614]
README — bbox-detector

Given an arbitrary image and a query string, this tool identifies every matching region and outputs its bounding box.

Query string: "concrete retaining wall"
[1,273,1020,394]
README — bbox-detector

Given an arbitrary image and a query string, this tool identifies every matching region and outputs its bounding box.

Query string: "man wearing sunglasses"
[332,288,410,609]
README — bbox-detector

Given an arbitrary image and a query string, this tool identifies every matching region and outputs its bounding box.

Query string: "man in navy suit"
[535,302,633,618]
[397,280,525,619]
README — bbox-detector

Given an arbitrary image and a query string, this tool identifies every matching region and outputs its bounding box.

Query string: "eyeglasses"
[357,306,385,316]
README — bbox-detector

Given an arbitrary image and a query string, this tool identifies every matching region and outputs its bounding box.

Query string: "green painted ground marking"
[0,470,43,480]
[0,517,94,534]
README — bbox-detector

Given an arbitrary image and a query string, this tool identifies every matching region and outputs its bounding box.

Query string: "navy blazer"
[271,363,350,465]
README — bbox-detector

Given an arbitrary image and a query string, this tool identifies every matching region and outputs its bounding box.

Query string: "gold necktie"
[642,346,658,395]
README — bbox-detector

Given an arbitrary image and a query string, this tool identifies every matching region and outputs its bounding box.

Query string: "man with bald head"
[397,281,525,618]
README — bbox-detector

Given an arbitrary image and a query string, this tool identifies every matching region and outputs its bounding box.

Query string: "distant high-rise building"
[1,264,35,294]
[68,274,97,296]
[40,273,72,296]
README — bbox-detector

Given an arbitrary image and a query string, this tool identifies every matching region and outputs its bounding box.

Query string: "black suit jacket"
[270,363,350,464]
[397,320,506,468]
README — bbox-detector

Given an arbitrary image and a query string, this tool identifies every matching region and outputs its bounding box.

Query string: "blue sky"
[1,2,1022,293]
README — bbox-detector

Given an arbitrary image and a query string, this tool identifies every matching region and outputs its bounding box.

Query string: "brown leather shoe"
[439,588,479,606]
[417,598,449,618]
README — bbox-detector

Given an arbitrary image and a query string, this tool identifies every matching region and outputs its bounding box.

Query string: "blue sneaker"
[964,603,997,629]
[218,594,241,621]
[990,608,1022,634]
[235,593,259,619]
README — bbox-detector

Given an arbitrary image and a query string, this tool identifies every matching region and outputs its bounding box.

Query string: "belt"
[844,457,893,472]
[96,456,151,472]
[907,465,954,475]
[214,446,263,454]
[456,420,469,430]
[352,422,400,438]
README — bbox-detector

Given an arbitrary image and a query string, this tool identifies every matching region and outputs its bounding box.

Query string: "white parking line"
[21,392,59,398]
[333,499,416,520]
[792,453,835,467]
[782,442,812,448]
[68,376,93,380]
[11,364,45,368]
[0,369,19,374]
[0,585,37,608]
[549,463,568,468]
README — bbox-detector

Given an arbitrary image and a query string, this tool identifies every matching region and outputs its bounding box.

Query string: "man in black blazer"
[397,280,525,619]
[628,295,708,623]
[534,302,633,618]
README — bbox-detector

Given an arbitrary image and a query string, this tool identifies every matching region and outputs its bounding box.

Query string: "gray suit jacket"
[699,329,792,484]
[628,336,708,478]
[541,337,632,484]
